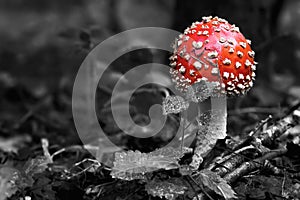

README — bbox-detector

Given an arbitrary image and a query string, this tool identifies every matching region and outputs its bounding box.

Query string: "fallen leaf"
[145,177,188,200]
[0,167,21,200]
[0,135,31,153]
[111,147,191,180]
[196,169,237,200]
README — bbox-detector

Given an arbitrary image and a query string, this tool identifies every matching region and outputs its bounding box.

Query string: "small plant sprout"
[166,16,257,167]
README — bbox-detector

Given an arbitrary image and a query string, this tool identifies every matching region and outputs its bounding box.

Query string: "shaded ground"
[1,1,300,200]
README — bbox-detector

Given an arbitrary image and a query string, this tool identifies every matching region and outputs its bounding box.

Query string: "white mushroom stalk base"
[189,96,227,170]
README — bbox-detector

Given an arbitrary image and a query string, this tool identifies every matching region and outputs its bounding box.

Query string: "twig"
[184,176,200,200]
[51,145,86,160]
[123,186,143,200]
[12,95,52,130]
[12,110,34,129]
[249,115,273,137]
[209,145,256,176]
[187,175,214,200]
[223,148,288,184]
[64,158,102,180]
[73,158,101,168]
[233,106,300,151]
[281,170,286,197]
[282,100,300,117]
[181,111,187,153]
[229,107,279,115]
[261,160,300,180]
[200,104,300,187]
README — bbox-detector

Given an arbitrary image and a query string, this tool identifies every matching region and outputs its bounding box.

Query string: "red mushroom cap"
[170,16,257,96]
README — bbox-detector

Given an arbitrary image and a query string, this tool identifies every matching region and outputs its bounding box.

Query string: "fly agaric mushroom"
[169,16,257,96]
[168,16,258,167]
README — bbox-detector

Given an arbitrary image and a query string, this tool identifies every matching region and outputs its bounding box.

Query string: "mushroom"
[168,16,257,160]
[169,16,256,96]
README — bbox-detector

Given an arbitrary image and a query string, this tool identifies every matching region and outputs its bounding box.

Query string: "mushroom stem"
[211,96,227,137]
[190,96,227,170]
[181,111,187,152]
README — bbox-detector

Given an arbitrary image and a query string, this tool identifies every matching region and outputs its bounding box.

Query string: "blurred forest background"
[1,0,300,199]
[1,0,300,139]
